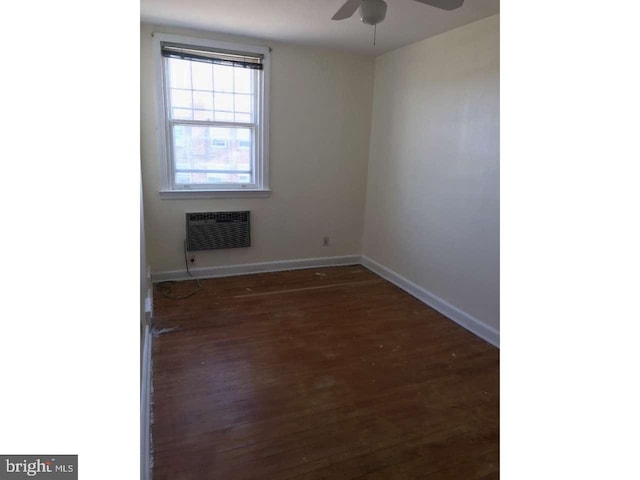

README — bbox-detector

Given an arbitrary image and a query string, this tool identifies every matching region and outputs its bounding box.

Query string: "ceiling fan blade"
[412,0,464,11]
[332,0,362,20]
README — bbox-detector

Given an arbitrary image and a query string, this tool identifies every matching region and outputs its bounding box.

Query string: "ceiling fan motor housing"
[360,0,387,25]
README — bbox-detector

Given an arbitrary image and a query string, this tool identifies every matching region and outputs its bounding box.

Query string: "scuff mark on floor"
[313,375,336,389]
[233,279,382,298]
[152,326,180,337]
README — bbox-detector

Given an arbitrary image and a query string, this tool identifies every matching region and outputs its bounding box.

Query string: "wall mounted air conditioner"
[186,211,251,251]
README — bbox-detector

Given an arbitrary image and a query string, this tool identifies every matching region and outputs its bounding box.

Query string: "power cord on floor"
[156,240,202,299]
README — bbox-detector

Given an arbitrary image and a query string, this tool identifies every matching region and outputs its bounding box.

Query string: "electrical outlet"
[323,236,330,246]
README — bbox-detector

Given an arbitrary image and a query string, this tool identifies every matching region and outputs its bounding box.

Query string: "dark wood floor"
[151,265,499,479]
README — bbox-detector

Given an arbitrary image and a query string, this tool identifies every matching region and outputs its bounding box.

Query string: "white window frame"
[152,33,271,199]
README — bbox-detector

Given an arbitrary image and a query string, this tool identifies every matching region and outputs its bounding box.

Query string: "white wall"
[140,182,147,334]
[141,23,374,274]
[362,15,500,330]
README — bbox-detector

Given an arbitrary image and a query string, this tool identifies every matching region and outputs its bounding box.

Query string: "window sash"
[168,120,258,189]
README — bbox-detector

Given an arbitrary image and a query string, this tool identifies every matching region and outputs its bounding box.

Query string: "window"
[153,34,270,197]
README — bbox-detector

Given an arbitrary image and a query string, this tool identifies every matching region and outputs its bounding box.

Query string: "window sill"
[160,189,271,200]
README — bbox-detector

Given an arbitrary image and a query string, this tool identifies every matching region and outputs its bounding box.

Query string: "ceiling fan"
[332,0,464,26]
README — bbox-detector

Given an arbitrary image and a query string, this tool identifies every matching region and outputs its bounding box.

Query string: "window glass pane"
[234,94,252,113]
[170,89,192,109]
[168,59,191,89]
[191,62,213,91]
[238,129,251,149]
[174,125,186,146]
[234,113,252,123]
[214,92,233,112]
[234,68,252,94]
[172,108,192,120]
[172,125,253,185]
[193,91,213,110]
[213,65,234,93]
[215,111,234,122]
[194,110,214,121]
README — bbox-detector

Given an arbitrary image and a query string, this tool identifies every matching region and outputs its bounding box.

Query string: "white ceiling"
[140,0,499,56]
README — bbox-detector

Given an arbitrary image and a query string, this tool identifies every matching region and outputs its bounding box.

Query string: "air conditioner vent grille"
[186,211,250,251]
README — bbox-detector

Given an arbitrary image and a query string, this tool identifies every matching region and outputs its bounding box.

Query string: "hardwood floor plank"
[152,265,499,479]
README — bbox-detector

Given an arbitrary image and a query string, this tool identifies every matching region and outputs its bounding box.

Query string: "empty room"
[140,0,500,478]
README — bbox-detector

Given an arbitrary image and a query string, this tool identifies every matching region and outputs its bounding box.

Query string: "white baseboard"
[151,255,362,283]
[361,256,500,348]
[140,324,153,480]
